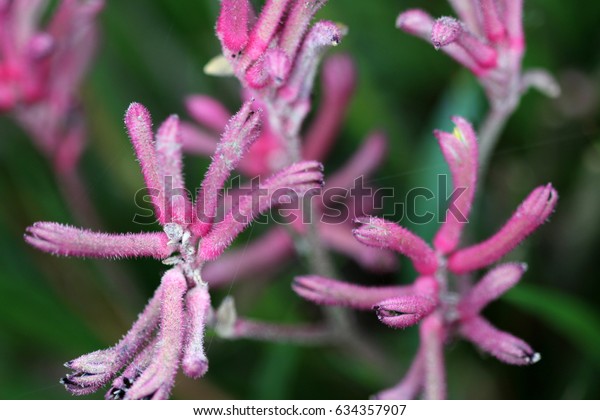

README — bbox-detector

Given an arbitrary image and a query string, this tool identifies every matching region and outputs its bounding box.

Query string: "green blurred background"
[1,0,599,399]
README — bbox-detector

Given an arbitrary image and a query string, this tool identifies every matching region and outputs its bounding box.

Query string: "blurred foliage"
[1,0,599,399]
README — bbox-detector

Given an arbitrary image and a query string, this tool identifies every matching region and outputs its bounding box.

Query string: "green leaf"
[503,284,600,368]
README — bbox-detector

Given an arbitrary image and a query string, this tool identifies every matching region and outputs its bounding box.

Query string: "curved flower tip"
[61,349,119,396]
[396,9,434,38]
[431,17,462,49]
[374,295,437,329]
[458,262,527,317]
[353,217,438,275]
[448,183,558,273]
[293,275,413,310]
[216,0,251,53]
[460,316,541,366]
[182,284,211,379]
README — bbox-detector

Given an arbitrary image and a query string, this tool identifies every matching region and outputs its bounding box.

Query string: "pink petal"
[278,0,327,62]
[396,9,435,39]
[193,101,262,236]
[198,161,323,260]
[353,217,438,275]
[182,283,211,379]
[303,54,356,161]
[293,275,413,310]
[479,0,506,42]
[156,115,193,225]
[375,295,437,329]
[459,316,541,365]
[124,268,187,400]
[458,262,527,317]
[245,0,293,62]
[185,95,231,132]
[318,222,398,273]
[216,0,251,53]
[25,222,172,259]
[433,116,478,254]
[125,103,165,224]
[179,122,218,157]
[448,184,558,273]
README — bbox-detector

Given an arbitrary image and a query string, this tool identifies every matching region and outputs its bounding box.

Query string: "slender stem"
[269,107,397,376]
[231,319,332,345]
[477,106,511,177]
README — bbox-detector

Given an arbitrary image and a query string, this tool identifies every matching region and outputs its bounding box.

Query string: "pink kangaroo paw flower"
[479,0,506,42]
[500,0,524,49]
[397,10,486,76]
[279,21,345,105]
[420,314,446,400]
[431,17,497,70]
[124,268,187,400]
[279,0,328,65]
[459,316,541,366]
[106,337,158,400]
[194,101,262,236]
[216,0,251,53]
[203,227,295,287]
[125,102,166,223]
[374,295,437,329]
[198,160,324,260]
[25,222,173,259]
[448,183,558,273]
[303,54,356,161]
[458,262,527,317]
[433,116,478,254]
[353,217,438,275]
[156,114,192,225]
[396,9,435,38]
[214,297,331,344]
[448,0,482,35]
[323,131,387,193]
[318,222,398,273]
[374,350,424,400]
[185,94,231,133]
[265,48,291,86]
[62,279,163,395]
[182,283,211,379]
[244,0,293,63]
[293,275,413,310]
[179,121,219,156]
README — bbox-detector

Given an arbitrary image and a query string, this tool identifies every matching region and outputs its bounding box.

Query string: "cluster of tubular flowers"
[294,116,558,399]
[24,101,324,399]
[181,0,396,286]
[183,54,397,286]
[0,0,102,174]
[396,0,559,111]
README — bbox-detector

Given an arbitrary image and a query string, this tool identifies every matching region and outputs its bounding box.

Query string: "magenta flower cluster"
[11,0,560,400]
[294,117,557,399]
[26,101,323,399]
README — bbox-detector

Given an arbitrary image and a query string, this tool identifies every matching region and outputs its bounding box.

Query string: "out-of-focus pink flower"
[185,55,397,285]
[0,0,103,173]
[294,116,557,399]
[25,102,324,399]
[396,2,560,111]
